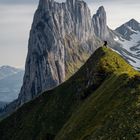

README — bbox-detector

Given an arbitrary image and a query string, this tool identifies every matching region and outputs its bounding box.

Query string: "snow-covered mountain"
[116,19,140,40]
[0,66,21,80]
[114,19,140,70]
[0,66,24,104]
[92,7,140,70]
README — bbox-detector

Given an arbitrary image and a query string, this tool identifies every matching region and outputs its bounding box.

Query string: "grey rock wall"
[18,0,100,105]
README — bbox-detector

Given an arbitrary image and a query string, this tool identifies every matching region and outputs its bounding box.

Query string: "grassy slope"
[56,74,140,140]
[0,47,140,140]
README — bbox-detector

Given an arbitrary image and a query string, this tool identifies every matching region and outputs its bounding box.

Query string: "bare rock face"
[18,0,100,105]
[92,6,109,40]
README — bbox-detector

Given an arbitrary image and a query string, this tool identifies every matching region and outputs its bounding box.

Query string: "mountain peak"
[0,65,19,72]
[115,18,140,40]
[92,6,108,40]
[38,0,87,10]
[16,0,97,106]
[127,18,140,30]
[125,18,140,29]
[98,6,105,12]
[128,18,139,24]
[95,6,106,16]
[0,65,22,81]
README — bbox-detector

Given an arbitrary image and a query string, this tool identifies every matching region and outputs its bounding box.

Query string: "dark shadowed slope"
[0,47,140,140]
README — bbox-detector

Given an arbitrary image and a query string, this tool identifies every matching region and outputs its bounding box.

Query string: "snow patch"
[119,31,140,54]
[114,30,140,69]
[114,36,119,41]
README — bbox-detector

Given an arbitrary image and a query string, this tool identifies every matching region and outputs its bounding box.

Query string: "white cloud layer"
[0,0,140,67]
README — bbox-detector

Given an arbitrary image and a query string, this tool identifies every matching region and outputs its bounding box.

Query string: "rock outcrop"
[18,0,100,105]
[92,6,109,40]
[92,6,121,47]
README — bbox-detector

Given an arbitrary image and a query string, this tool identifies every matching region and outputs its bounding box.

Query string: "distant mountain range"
[0,66,24,108]
[0,66,21,80]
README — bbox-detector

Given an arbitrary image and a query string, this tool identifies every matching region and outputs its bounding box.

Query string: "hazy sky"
[0,0,140,68]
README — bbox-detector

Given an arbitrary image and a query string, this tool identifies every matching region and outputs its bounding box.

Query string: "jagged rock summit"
[18,0,100,105]
[92,6,120,49]
[92,6,109,40]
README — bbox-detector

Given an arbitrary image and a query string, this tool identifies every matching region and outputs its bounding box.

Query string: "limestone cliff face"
[18,0,100,105]
[92,6,109,40]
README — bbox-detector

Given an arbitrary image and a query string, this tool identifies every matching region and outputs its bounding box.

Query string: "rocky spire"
[66,0,76,7]
[92,6,109,40]
[17,0,99,105]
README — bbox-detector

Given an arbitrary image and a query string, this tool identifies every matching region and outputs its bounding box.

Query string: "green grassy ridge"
[56,74,140,140]
[0,46,102,139]
[0,47,140,140]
